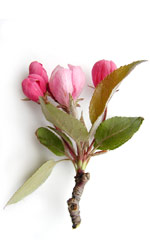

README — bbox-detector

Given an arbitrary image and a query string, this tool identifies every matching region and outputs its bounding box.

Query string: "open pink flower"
[92,60,117,87]
[22,74,47,102]
[49,64,85,106]
[29,61,48,84]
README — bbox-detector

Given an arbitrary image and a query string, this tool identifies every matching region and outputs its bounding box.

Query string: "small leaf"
[89,60,146,124]
[36,127,65,156]
[80,111,87,129]
[95,117,144,150]
[48,126,73,147]
[69,94,78,118]
[40,98,89,143]
[6,160,56,206]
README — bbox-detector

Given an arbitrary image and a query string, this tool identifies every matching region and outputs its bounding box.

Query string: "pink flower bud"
[92,60,117,87]
[22,74,46,102]
[29,61,48,84]
[49,64,85,106]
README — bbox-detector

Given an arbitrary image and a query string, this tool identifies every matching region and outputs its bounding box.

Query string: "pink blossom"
[22,74,47,102]
[49,64,85,106]
[92,60,117,87]
[29,61,48,84]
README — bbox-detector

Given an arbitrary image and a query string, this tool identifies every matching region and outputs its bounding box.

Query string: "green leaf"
[36,127,65,156]
[48,126,73,147]
[89,60,146,124]
[40,98,89,143]
[6,160,56,206]
[94,117,144,150]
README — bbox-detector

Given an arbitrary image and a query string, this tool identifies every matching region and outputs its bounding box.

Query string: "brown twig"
[67,169,90,228]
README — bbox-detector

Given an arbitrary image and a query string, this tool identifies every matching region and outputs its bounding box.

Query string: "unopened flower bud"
[22,74,46,102]
[92,59,117,87]
[29,61,48,84]
[49,64,85,106]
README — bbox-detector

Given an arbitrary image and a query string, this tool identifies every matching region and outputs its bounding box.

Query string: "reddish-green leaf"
[89,61,146,124]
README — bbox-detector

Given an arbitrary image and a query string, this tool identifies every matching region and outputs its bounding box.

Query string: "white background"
[0,1,150,251]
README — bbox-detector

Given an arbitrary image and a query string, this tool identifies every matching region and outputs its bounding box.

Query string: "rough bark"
[67,169,90,228]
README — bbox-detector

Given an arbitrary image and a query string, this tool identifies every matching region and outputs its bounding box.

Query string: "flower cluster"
[7,58,144,229]
[22,60,116,105]
[22,61,48,102]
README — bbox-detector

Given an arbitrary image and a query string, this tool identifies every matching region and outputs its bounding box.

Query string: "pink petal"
[49,67,73,106]
[68,64,86,100]
[22,78,44,102]
[28,74,47,93]
[92,60,117,87]
[29,61,48,84]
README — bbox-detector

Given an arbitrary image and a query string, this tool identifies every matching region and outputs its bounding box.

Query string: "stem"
[77,143,82,160]
[90,150,108,156]
[63,139,77,160]
[67,169,90,229]
[53,126,76,162]
[102,107,107,122]
[86,139,95,154]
